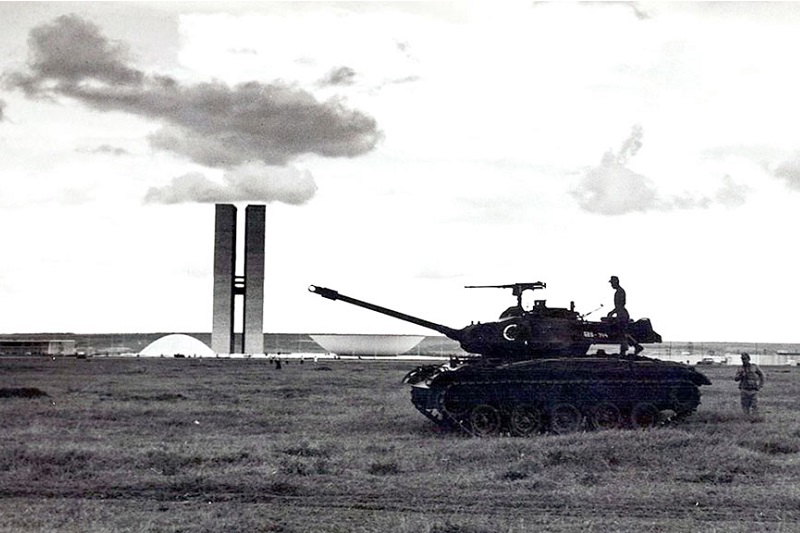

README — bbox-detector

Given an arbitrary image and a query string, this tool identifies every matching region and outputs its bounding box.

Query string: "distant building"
[139,334,215,358]
[212,204,265,355]
[0,338,76,357]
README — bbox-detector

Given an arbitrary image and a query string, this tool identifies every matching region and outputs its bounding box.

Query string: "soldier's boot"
[626,335,644,355]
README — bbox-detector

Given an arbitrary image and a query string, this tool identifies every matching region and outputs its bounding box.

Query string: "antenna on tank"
[580,304,603,319]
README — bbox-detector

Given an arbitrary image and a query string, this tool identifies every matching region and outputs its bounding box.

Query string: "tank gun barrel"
[308,285,460,338]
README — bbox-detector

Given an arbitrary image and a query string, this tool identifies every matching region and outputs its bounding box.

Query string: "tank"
[308,283,711,435]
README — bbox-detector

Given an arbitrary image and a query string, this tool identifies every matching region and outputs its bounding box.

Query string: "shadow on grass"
[0,387,48,398]
[740,438,800,455]
[431,521,499,533]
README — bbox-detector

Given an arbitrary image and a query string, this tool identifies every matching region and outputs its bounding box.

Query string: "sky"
[1,1,800,343]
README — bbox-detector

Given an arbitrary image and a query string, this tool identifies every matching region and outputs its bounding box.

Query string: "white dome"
[139,334,215,358]
[309,334,424,356]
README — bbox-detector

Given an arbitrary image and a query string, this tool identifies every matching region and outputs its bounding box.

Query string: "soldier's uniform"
[607,276,642,356]
[734,353,765,417]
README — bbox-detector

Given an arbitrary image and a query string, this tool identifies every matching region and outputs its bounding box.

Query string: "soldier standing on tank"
[607,276,643,356]
[734,352,765,419]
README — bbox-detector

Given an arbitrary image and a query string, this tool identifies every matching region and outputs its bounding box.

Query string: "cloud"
[571,125,718,215]
[714,175,749,207]
[0,99,5,122]
[79,144,129,156]
[774,153,800,191]
[6,14,381,203]
[571,125,659,215]
[319,66,357,87]
[549,1,651,20]
[611,2,652,20]
[14,14,143,91]
[228,48,258,56]
[130,82,381,166]
[143,163,317,205]
[666,193,711,210]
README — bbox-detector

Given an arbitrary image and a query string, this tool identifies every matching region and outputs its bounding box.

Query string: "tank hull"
[407,356,711,435]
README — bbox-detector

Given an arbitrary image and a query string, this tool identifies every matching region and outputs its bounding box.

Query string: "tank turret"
[308,283,661,360]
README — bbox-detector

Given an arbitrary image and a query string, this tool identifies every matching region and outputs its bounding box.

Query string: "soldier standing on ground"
[734,352,765,418]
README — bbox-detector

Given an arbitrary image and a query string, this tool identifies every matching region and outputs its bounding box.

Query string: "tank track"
[410,378,702,436]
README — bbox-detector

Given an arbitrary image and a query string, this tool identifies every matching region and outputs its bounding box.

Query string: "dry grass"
[0,358,799,532]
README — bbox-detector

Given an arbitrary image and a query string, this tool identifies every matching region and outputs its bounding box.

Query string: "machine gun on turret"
[465,282,556,318]
[465,281,546,293]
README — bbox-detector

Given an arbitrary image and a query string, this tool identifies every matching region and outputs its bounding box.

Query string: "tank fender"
[628,318,662,344]
[691,371,712,386]
[402,364,440,385]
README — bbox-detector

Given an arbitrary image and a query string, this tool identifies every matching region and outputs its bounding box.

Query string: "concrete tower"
[242,205,265,354]
[212,204,237,354]
[211,204,265,354]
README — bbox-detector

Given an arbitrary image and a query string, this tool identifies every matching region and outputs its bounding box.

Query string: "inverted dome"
[139,334,215,358]
[309,334,424,356]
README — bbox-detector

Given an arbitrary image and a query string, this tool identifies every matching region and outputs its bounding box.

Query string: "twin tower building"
[211,204,265,355]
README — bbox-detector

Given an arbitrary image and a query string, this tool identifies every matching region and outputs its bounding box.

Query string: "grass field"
[1,357,799,532]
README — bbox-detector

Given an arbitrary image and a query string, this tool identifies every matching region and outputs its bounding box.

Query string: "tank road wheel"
[440,394,470,422]
[589,402,623,430]
[469,404,502,437]
[439,388,471,424]
[670,383,700,414]
[549,403,583,434]
[631,402,660,428]
[509,404,545,436]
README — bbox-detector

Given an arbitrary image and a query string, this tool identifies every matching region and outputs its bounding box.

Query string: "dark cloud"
[0,99,5,122]
[774,154,800,191]
[20,14,143,91]
[7,14,382,204]
[143,164,317,205]
[117,81,381,166]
